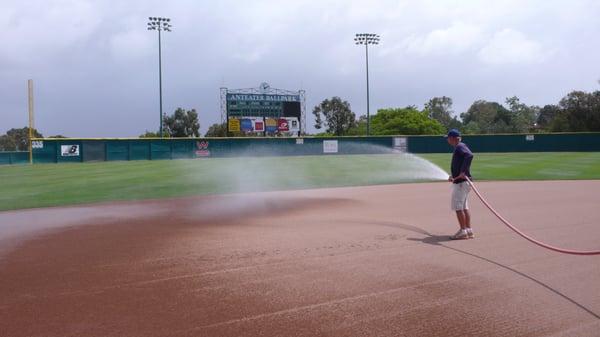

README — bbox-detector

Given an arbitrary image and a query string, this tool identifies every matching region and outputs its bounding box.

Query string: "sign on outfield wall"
[195,141,211,157]
[61,145,80,157]
[32,141,44,149]
[228,119,241,132]
[323,140,338,153]
[393,137,408,152]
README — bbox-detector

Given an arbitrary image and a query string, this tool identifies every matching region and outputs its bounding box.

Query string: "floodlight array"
[147,17,172,32]
[354,33,380,45]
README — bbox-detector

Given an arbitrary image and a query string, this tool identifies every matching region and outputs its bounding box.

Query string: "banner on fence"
[61,145,80,157]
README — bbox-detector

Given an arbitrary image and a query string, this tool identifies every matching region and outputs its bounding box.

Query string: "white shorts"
[451,182,471,211]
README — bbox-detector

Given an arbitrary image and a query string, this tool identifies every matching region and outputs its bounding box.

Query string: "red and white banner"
[278,118,289,131]
[195,141,211,157]
[254,119,265,132]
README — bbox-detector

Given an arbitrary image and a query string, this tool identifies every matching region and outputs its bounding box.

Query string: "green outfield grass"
[1,152,599,211]
[421,152,600,181]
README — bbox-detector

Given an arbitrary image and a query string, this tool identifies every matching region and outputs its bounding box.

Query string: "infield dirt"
[1,180,599,336]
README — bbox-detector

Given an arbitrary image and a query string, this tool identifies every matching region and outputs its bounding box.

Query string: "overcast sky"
[1,0,599,137]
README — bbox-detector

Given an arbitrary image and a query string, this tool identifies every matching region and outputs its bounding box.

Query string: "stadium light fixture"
[355,33,380,136]
[147,17,173,137]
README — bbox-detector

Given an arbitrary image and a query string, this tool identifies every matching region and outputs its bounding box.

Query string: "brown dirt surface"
[1,180,599,337]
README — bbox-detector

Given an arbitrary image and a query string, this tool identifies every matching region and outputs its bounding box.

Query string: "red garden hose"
[466,178,600,256]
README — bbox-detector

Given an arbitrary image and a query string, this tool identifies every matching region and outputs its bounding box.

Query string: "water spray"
[467,177,600,256]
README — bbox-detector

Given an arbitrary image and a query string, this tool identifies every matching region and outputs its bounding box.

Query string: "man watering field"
[446,129,474,240]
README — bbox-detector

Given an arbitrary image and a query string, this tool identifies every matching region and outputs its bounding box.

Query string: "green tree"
[346,115,368,136]
[370,107,445,135]
[537,104,561,130]
[163,108,200,137]
[558,90,600,131]
[505,96,539,133]
[0,127,43,151]
[139,131,162,138]
[205,122,228,137]
[448,116,463,131]
[461,100,511,134]
[425,96,453,128]
[462,121,481,134]
[312,97,357,136]
[549,111,570,132]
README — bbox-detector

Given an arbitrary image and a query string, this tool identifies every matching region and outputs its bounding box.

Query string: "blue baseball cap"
[445,129,461,138]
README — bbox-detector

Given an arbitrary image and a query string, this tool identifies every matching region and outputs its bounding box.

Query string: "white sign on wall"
[526,135,535,141]
[323,140,338,153]
[31,141,44,149]
[288,118,300,132]
[61,145,80,157]
[393,137,408,152]
[296,138,304,144]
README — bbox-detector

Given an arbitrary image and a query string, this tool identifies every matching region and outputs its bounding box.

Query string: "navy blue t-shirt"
[451,142,473,184]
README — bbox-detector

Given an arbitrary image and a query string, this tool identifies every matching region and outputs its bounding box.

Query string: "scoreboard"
[226,94,301,118]
[225,92,302,134]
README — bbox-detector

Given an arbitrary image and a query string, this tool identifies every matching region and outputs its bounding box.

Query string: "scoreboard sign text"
[226,94,301,118]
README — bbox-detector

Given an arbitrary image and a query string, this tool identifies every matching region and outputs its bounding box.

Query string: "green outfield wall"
[6,132,599,164]
[29,137,394,163]
[407,133,600,153]
[0,151,29,165]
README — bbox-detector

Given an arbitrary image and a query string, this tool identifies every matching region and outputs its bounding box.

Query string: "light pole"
[354,33,379,136]
[147,17,172,137]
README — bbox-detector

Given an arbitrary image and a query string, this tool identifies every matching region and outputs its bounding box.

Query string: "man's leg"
[450,184,469,239]
[455,210,466,229]
[463,209,471,229]
[464,209,474,238]
[451,210,468,239]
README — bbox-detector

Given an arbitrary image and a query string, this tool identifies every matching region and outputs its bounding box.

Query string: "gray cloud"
[1,0,599,137]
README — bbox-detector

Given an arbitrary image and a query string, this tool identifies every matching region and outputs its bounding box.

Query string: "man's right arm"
[460,152,473,175]
[457,145,473,175]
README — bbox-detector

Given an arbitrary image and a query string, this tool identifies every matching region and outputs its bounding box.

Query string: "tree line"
[140,107,200,138]
[312,89,600,136]
[0,128,64,151]
[2,89,598,150]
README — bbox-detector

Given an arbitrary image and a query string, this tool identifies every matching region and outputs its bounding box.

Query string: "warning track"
[1,180,599,336]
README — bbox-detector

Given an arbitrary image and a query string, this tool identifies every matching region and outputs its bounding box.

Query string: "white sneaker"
[466,229,475,239]
[450,229,468,240]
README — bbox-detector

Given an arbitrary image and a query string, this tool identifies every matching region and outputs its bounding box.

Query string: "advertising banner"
[61,145,80,157]
[254,119,265,132]
[278,118,289,131]
[241,119,254,132]
[228,118,241,132]
[323,140,338,154]
[288,118,300,132]
[265,118,278,133]
[393,137,408,153]
[195,141,211,157]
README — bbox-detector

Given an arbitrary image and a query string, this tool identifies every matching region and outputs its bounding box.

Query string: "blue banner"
[241,119,254,132]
